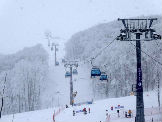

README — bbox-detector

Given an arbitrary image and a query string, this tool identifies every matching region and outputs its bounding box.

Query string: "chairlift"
[91,67,101,78]
[51,46,53,51]
[62,59,65,63]
[48,41,50,47]
[65,71,71,78]
[56,61,59,66]
[99,72,108,81]
[73,69,78,75]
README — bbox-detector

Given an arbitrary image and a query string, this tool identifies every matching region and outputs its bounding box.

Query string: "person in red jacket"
[111,106,113,110]
[83,108,87,114]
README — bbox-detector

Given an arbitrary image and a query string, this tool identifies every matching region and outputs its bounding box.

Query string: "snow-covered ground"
[0,91,161,122]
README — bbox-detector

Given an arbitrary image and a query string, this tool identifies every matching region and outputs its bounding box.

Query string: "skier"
[117,110,120,117]
[88,108,90,113]
[72,100,74,106]
[83,108,87,115]
[73,110,75,116]
[66,104,68,108]
[128,109,132,118]
[125,111,128,118]
[111,106,113,110]
[106,110,108,116]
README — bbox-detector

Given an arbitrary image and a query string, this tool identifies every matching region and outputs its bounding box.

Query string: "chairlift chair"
[56,61,59,66]
[48,42,50,47]
[51,46,53,51]
[91,67,101,78]
[100,73,108,82]
[62,59,65,63]
[72,69,78,75]
[65,71,71,78]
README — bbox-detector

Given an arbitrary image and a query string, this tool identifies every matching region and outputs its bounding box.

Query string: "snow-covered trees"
[0,44,49,115]
[65,15,162,99]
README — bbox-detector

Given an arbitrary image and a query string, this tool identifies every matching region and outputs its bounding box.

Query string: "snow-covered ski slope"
[42,45,94,108]
[0,91,161,122]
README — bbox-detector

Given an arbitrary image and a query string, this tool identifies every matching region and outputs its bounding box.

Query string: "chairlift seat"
[100,74,108,81]
[56,61,59,66]
[65,71,71,77]
[91,68,101,77]
[73,69,78,74]
[62,59,65,63]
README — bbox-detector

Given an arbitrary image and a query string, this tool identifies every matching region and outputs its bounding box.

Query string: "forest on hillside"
[65,15,162,99]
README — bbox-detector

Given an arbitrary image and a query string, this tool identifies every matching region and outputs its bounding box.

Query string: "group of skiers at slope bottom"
[107,107,132,118]
[73,107,90,116]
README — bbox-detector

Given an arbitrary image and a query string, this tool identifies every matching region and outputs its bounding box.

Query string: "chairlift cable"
[93,37,117,60]
[87,37,117,67]
[154,39,161,49]
[129,41,162,66]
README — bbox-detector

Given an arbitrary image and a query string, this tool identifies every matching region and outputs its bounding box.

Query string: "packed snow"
[0,90,161,122]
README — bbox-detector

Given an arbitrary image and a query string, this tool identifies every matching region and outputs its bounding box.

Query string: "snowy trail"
[42,46,94,108]
[42,49,70,107]
[73,63,93,103]
[50,62,94,106]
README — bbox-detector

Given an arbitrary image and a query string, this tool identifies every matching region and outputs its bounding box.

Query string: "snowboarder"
[66,104,68,108]
[88,108,90,113]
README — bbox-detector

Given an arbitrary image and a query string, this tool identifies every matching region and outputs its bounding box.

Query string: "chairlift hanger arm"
[121,20,127,29]
[118,18,157,21]
[118,18,157,29]
[149,19,153,28]
[117,18,161,41]
[64,61,78,68]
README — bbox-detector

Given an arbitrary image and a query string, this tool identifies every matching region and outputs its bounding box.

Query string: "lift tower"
[51,43,59,66]
[117,18,161,122]
[64,61,78,105]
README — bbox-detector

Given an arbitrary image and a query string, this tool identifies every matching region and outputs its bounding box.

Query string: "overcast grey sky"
[0,0,161,54]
